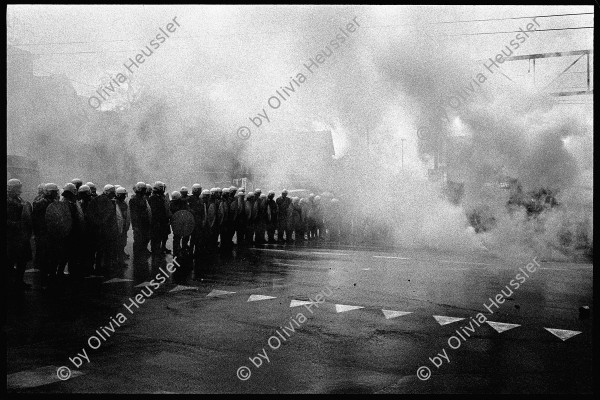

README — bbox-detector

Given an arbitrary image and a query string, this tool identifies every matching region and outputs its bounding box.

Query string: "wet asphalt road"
[6,235,593,393]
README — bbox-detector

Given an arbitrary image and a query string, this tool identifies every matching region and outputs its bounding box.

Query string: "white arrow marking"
[544,328,582,341]
[335,304,364,313]
[206,289,236,297]
[247,294,277,302]
[382,310,412,319]
[486,321,521,333]
[433,315,465,326]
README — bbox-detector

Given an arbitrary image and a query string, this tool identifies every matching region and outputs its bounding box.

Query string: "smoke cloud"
[7,5,592,260]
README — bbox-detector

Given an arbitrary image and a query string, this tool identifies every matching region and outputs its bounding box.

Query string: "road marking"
[335,304,364,313]
[538,268,576,271]
[135,282,152,288]
[249,248,285,252]
[247,294,277,302]
[84,275,105,279]
[290,299,313,307]
[544,328,582,341]
[169,285,197,293]
[382,309,412,319]
[362,268,371,270]
[309,252,350,256]
[206,289,236,297]
[7,365,84,389]
[486,321,521,333]
[103,278,134,284]
[433,315,465,325]
[437,260,495,266]
[24,268,40,273]
[373,256,410,260]
[273,263,300,267]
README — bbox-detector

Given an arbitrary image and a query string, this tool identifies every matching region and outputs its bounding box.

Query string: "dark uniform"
[244,193,256,245]
[180,188,191,250]
[129,191,152,255]
[87,190,119,276]
[276,193,292,243]
[77,189,95,276]
[289,198,302,242]
[232,192,246,246]
[198,190,211,260]
[7,190,32,289]
[116,194,131,266]
[161,188,171,253]
[33,189,59,286]
[187,190,202,255]
[59,189,84,279]
[226,190,237,247]
[169,195,189,257]
[207,191,219,252]
[254,194,267,244]
[148,189,169,255]
[218,191,232,252]
[266,193,278,243]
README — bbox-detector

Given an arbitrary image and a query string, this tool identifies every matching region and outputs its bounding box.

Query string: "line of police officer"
[7,178,345,289]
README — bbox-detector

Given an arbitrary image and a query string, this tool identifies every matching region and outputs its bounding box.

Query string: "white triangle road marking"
[290,299,313,307]
[169,285,197,293]
[335,304,364,313]
[486,321,521,333]
[135,282,152,288]
[382,309,412,319]
[544,328,582,341]
[248,294,277,302]
[433,315,465,326]
[206,289,236,297]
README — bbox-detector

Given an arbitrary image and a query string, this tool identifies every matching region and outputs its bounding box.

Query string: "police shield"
[45,201,72,238]
[171,210,195,237]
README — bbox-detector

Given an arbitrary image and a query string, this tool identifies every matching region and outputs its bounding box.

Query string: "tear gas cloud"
[7,5,593,260]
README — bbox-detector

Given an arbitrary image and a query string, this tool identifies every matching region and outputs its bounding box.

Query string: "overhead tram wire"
[426,12,593,24]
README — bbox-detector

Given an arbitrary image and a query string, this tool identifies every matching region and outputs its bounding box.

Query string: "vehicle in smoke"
[446,177,591,260]
[446,177,561,233]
